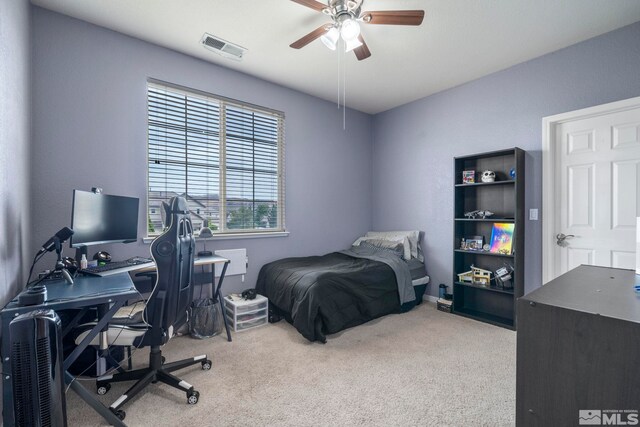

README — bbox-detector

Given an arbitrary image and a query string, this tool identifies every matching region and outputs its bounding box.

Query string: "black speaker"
[10,309,68,427]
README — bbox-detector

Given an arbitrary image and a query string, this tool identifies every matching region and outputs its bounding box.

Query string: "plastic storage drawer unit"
[223,294,268,332]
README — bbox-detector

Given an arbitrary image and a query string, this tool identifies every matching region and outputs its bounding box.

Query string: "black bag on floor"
[190,298,222,339]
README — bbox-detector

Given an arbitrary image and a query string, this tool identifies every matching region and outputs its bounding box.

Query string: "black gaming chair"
[93,196,211,421]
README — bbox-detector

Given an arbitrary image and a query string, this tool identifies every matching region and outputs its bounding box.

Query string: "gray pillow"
[358,239,405,259]
[353,235,411,260]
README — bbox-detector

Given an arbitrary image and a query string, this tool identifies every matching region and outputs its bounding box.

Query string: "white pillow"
[365,230,420,260]
[353,235,411,260]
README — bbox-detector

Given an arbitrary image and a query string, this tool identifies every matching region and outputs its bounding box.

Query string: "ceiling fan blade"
[353,35,371,61]
[290,25,330,49]
[362,10,425,26]
[290,0,327,13]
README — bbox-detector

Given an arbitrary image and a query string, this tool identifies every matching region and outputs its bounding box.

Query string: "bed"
[256,231,429,343]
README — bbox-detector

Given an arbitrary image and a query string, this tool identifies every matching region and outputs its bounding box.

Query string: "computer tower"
[10,309,68,427]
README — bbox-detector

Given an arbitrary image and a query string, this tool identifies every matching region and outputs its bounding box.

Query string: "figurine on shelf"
[464,210,480,219]
[495,263,514,289]
[464,209,494,219]
[471,266,492,286]
[481,170,496,183]
[457,270,473,283]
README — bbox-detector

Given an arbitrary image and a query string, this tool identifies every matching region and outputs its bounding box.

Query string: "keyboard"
[82,257,155,277]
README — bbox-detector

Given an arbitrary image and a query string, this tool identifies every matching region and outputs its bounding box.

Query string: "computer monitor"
[70,190,140,247]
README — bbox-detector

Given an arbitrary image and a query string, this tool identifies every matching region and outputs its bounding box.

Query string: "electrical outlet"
[529,209,539,221]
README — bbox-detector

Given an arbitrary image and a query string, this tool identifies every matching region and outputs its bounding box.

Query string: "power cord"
[26,251,47,288]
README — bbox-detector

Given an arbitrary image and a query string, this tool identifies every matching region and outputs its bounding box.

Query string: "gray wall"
[0,0,31,307]
[0,0,31,407]
[372,21,640,297]
[27,7,640,301]
[31,8,373,295]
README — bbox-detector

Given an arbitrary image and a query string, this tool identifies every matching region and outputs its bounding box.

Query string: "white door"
[553,107,640,278]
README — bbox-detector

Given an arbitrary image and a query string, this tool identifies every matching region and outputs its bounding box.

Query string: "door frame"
[542,95,640,284]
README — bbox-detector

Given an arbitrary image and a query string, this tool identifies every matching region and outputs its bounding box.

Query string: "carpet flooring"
[65,302,516,426]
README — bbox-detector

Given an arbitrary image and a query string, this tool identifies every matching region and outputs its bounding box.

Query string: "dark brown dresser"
[516,265,640,426]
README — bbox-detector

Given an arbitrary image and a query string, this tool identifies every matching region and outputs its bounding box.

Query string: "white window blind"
[147,81,285,236]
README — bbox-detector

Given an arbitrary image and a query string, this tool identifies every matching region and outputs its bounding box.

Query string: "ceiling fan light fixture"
[344,36,363,52]
[340,18,360,41]
[321,26,340,50]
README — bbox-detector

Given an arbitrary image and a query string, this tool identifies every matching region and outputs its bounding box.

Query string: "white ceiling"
[31,0,640,114]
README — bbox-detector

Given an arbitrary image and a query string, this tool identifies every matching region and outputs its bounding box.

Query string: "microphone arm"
[53,236,74,285]
[37,227,74,256]
[54,236,62,259]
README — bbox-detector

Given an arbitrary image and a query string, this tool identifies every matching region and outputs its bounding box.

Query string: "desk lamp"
[198,226,213,257]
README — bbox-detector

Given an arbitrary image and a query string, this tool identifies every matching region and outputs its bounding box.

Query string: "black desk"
[1,273,138,427]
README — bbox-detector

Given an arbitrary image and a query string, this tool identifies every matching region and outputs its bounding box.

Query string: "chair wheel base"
[201,359,212,370]
[111,408,126,420]
[187,390,200,405]
[97,383,111,395]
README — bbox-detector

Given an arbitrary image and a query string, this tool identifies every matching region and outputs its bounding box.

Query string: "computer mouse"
[93,251,112,263]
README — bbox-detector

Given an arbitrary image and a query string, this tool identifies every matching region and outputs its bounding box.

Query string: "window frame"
[146,79,286,239]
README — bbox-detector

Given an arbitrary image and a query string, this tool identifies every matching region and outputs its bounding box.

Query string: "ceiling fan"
[289,0,425,61]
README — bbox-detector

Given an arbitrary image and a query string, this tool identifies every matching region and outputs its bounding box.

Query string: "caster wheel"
[110,409,126,421]
[201,360,212,371]
[97,383,111,395]
[187,390,200,405]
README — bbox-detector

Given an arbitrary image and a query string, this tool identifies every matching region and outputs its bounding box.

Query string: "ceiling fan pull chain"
[343,46,347,130]
[337,40,341,109]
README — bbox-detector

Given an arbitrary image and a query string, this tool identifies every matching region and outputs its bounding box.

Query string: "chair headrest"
[160,197,190,228]
[160,201,171,228]
[170,196,190,214]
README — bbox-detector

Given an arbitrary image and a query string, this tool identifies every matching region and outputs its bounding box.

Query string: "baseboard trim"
[423,294,438,303]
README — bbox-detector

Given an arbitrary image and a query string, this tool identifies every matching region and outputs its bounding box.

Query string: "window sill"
[142,231,289,244]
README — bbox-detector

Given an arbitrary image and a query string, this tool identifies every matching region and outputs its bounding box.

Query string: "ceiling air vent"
[200,33,247,61]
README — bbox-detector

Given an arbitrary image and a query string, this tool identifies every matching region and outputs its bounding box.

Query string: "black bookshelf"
[452,148,525,330]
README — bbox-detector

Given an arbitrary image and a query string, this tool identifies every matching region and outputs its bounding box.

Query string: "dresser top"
[521,265,640,324]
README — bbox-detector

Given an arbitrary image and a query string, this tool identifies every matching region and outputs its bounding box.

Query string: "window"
[147,81,285,236]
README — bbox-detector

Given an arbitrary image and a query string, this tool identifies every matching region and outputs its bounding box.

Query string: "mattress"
[407,258,429,286]
[401,258,429,313]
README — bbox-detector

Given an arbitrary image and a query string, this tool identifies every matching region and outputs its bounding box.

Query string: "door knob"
[556,233,575,247]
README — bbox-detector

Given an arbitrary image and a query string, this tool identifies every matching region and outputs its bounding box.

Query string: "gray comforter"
[339,244,416,304]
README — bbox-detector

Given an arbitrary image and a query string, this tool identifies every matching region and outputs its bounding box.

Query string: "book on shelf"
[489,222,515,254]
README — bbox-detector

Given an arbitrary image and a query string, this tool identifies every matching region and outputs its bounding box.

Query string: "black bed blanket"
[256,252,411,343]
